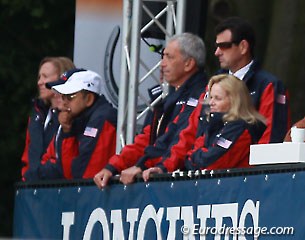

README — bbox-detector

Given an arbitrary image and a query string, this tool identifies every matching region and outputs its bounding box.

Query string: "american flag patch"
[276,94,286,104]
[216,137,232,149]
[187,98,198,107]
[84,127,98,138]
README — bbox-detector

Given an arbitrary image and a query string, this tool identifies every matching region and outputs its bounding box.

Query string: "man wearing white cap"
[38,68,117,179]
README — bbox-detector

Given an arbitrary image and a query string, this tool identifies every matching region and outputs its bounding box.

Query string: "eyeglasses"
[61,93,78,101]
[215,41,237,50]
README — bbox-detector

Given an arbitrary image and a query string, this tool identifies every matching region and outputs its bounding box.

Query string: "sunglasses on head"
[215,41,238,50]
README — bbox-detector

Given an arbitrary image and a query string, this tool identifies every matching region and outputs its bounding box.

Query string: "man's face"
[214,29,243,73]
[60,91,89,118]
[160,40,189,88]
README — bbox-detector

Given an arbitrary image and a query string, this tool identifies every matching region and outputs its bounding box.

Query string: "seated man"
[21,56,75,181]
[94,32,208,187]
[214,16,291,143]
[143,74,267,180]
[38,68,117,179]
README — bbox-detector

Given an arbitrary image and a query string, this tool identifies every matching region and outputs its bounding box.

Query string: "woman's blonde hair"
[38,56,75,79]
[208,74,265,124]
[38,56,75,105]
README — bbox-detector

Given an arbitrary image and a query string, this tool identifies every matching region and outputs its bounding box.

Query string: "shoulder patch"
[216,137,232,149]
[187,98,198,107]
[276,94,286,104]
[84,127,98,138]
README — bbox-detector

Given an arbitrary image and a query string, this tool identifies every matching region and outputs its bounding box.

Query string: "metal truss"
[116,0,186,153]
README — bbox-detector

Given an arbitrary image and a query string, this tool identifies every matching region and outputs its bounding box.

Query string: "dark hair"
[215,17,255,57]
[81,89,99,101]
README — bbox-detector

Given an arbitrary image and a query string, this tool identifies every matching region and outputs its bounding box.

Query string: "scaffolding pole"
[116,0,186,153]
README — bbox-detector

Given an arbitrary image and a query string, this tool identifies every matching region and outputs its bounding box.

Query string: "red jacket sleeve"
[187,130,252,170]
[21,118,31,179]
[39,136,63,179]
[157,96,204,172]
[82,121,116,178]
[107,124,152,173]
[258,84,291,143]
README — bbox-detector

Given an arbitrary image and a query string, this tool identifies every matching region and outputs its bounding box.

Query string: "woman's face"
[37,62,59,104]
[209,82,231,113]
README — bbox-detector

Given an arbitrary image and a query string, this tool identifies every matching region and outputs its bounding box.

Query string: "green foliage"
[0,0,75,236]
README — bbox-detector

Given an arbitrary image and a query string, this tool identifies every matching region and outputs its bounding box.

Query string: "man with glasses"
[214,16,290,143]
[21,57,75,182]
[38,68,117,179]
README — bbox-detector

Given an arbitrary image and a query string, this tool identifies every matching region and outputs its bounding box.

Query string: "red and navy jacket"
[105,71,208,174]
[184,112,266,170]
[219,60,291,143]
[153,100,266,172]
[152,93,208,172]
[21,98,59,181]
[38,95,117,179]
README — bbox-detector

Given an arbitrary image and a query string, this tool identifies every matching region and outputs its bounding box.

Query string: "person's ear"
[85,92,95,107]
[184,58,196,72]
[239,40,249,55]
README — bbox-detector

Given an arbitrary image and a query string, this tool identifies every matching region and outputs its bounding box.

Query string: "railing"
[14,163,305,239]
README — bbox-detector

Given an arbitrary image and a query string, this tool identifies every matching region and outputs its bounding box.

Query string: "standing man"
[214,16,290,143]
[38,68,117,179]
[94,32,208,187]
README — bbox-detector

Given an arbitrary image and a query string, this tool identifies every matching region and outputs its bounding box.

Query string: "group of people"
[21,60,117,180]
[21,16,293,186]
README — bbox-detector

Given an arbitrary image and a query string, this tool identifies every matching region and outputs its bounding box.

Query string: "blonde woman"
[21,56,75,181]
[143,74,266,180]
[184,74,266,170]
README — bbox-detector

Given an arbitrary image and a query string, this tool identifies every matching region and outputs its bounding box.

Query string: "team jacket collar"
[247,119,266,143]
[206,112,226,133]
[162,71,206,111]
[241,60,262,84]
[206,111,266,144]
[217,59,262,84]
[72,95,109,130]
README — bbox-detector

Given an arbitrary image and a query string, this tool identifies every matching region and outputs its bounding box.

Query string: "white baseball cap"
[52,69,102,95]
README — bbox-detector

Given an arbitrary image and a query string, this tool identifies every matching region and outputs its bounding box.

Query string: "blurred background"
[0,0,304,237]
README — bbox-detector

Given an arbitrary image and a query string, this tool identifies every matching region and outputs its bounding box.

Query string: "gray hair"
[168,32,206,69]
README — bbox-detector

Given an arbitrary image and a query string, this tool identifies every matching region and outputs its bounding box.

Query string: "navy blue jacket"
[38,95,117,179]
[21,98,59,181]
[105,71,208,174]
[135,71,208,170]
[185,112,266,170]
[218,60,290,143]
